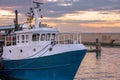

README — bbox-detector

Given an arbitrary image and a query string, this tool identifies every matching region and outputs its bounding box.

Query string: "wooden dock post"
[87,38,101,53]
[95,38,101,58]
[96,39,101,51]
[87,38,101,59]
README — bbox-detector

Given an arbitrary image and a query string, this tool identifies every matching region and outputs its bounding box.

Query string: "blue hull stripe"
[0,49,87,80]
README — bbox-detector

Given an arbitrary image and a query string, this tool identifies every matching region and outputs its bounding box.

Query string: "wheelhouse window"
[32,34,40,41]
[41,34,45,41]
[51,34,55,41]
[26,35,28,43]
[17,36,19,43]
[46,34,50,41]
[22,35,25,43]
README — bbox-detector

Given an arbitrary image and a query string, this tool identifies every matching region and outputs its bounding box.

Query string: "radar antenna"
[33,1,43,11]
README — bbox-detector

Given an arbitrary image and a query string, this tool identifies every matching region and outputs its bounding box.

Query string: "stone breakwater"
[81,33,120,46]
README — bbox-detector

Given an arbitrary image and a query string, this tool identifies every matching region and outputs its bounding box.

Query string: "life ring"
[6,37,12,46]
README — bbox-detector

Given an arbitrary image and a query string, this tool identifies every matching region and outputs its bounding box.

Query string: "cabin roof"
[0,25,14,30]
[15,27,59,34]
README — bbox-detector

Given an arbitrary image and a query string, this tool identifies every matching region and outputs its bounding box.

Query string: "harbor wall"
[81,33,120,46]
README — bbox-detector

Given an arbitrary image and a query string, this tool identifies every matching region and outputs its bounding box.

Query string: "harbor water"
[74,47,120,80]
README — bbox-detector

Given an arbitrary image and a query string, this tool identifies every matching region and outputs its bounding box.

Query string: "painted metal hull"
[0,49,87,80]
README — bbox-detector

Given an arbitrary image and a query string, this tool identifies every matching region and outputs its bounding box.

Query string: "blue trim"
[0,49,87,80]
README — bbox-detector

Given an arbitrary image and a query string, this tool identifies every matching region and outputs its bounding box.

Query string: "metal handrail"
[5,33,82,46]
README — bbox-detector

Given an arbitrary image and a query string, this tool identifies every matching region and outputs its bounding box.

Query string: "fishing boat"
[0,2,87,80]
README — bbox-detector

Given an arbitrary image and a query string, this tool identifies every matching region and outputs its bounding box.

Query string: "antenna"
[33,1,43,5]
[33,1,43,8]
[32,1,44,28]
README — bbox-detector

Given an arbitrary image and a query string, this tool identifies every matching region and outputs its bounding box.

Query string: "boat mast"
[33,1,43,28]
[14,10,19,31]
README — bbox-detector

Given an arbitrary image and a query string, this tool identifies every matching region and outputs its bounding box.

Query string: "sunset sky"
[0,0,120,32]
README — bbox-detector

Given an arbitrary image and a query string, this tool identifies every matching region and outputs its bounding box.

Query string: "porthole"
[49,48,52,51]
[33,48,36,52]
[20,49,23,53]
[9,50,11,53]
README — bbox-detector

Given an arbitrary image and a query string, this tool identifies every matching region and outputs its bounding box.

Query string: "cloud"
[0,9,25,26]
[40,0,120,18]
[0,10,14,16]
[53,11,120,22]
[0,0,120,31]
[47,0,58,2]
[79,21,120,27]
[1,0,120,18]
[57,3,72,6]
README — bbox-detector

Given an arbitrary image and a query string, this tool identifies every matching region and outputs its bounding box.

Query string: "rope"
[25,41,57,59]
[25,43,51,59]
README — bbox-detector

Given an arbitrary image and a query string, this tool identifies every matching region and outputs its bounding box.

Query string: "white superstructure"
[3,29,86,60]
[2,2,86,60]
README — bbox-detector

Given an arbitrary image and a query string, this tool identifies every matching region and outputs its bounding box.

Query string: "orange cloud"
[0,6,16,10]
[41,10,120,28]
[57,11,120,21]
[0,10,14,18]
[79,21,120,27]
[0,9,25,25]
[47,0,58,2]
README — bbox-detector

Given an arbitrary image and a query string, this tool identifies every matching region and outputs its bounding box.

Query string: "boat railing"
[4,33,82,46]
[55,33,81,44]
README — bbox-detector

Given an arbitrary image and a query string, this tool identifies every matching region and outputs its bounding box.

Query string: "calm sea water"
[74,47,120,80]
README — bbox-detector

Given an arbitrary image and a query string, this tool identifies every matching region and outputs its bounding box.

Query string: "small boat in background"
[0,1,87,80]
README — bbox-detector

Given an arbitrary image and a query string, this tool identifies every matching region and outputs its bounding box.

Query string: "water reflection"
[75,47,120,80]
